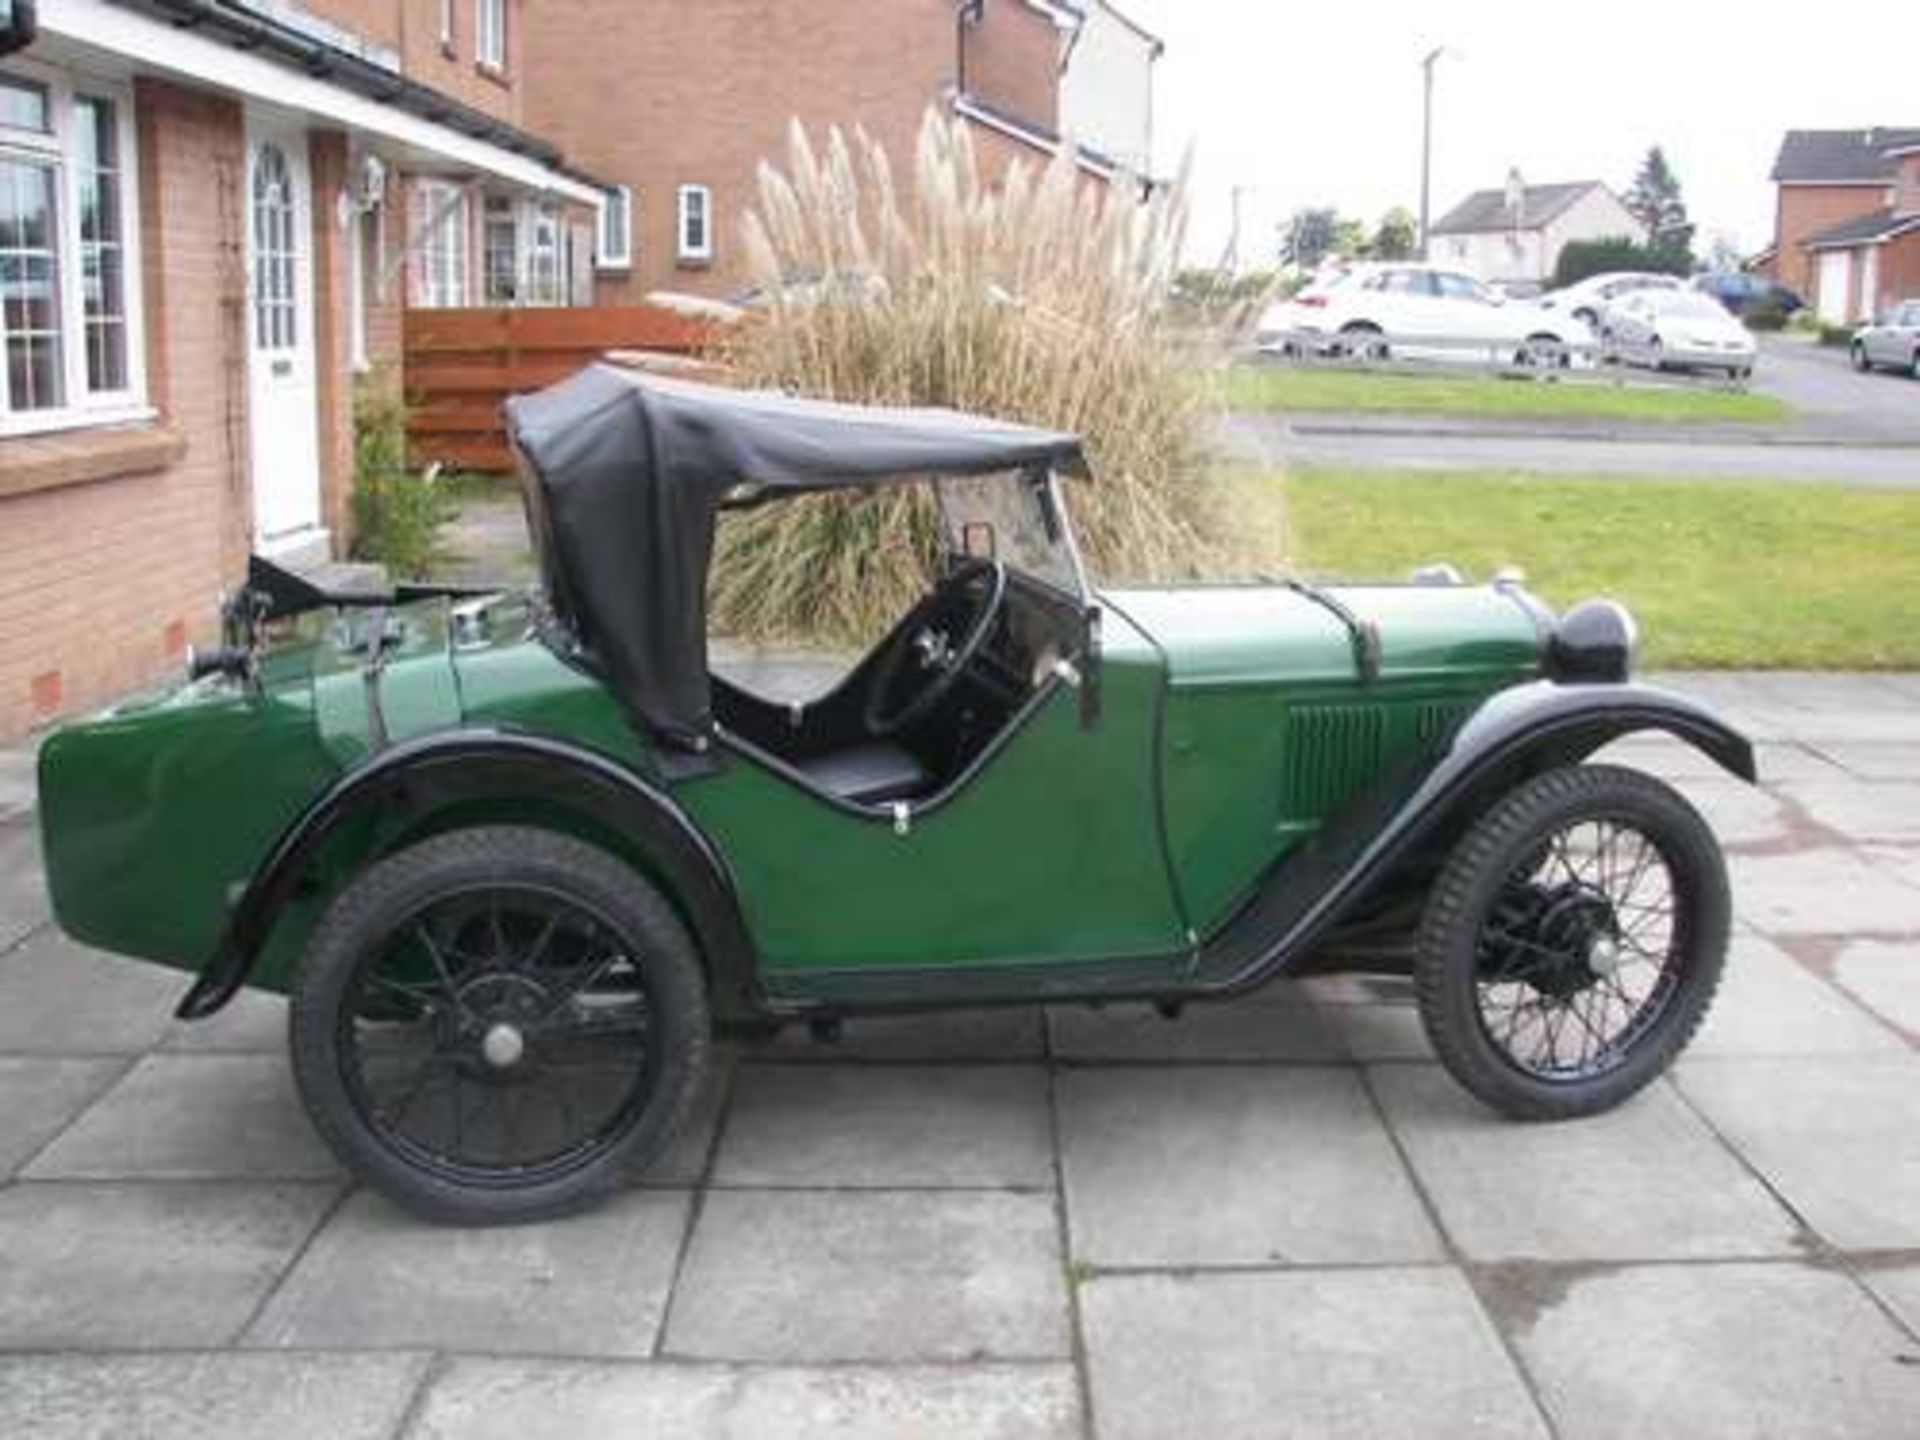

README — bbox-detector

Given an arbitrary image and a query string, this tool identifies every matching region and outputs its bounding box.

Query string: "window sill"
[0,422,187,500]
[676,255,714,270]
[593,260,633,274]
[474,62,512,89]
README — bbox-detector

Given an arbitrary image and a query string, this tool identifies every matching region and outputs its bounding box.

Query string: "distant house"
[1766,128,1920,324]
[1428,178,1645,285]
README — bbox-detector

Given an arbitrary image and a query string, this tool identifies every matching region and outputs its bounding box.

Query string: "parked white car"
[1255,262,1593,366]
[1606,289,1758,378]
[1538,271,1685,335]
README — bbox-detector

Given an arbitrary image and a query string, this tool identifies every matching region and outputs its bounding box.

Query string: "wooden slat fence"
[403,305,730,472]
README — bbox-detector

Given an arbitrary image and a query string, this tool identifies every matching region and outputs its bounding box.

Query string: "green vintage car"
[38,367,1752,1223]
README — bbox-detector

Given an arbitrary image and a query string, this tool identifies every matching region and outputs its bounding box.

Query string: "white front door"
[245,119,324,555]
[1816,250,1851,326]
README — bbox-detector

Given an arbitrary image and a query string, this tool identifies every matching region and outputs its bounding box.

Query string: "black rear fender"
[175,730,763,1023]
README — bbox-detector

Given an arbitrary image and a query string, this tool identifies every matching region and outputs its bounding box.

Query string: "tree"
[1369,207,1417,260]
[1278,207,1365,269]
[1624,146,1695,265]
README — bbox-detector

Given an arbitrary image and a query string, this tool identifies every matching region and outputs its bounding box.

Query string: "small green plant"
[1743,298,1787,332]
[350,370,451,579]
[1815,320,1857,347]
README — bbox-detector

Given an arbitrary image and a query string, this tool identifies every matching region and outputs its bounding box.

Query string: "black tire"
[1910,348,1919,380]
[1414,765,1729,1120]
[1851,342,1870,373]
[1338,322,1388,361]
[291,826,710,1224]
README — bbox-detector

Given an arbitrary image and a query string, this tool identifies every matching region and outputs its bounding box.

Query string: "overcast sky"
[1122,0,1920,268]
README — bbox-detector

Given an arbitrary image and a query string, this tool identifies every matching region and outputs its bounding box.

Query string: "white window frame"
[437,0,454,53]
[677,183,711,263]
[522,198,562,305]
[475,0,506,72]
[412,179,469,308]
[0,59,149,438]
[595,183,631,270]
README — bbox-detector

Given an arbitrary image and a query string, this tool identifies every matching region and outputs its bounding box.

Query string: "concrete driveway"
[2,672,1919,1437]
[1749,333,1920,443]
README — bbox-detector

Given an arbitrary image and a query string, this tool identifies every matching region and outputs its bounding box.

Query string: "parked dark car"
[1693,272,1804,319]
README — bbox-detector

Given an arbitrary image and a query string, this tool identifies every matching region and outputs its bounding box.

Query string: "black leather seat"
[795,740,930,805]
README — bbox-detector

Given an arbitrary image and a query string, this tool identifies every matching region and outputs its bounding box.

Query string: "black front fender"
[1197,679,1753,990]
[175,729,763,1022]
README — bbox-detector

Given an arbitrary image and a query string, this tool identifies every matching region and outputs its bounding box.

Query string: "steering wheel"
[862,558,1008,738]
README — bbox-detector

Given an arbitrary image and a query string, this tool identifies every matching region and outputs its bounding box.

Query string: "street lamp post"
[1418,45,1445,260]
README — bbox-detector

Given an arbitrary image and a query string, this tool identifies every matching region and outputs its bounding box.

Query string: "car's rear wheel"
[1909,348,1919,380]
[1338,322,1388,361]
[1413,765,1728,1120]
[291,826,709,1224]
[1517,333,1570,369]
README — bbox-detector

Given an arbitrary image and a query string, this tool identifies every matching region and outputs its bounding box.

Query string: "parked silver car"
[1850,301,1920,378]
[1606,289,1758,379]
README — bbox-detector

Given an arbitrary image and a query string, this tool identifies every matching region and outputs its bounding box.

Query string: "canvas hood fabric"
[502,364,1087,745]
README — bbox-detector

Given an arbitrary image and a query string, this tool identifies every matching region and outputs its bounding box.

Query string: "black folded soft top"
[503,364,1086,746]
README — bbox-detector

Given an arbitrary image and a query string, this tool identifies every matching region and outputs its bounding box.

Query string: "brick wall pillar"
[309,128,357,549]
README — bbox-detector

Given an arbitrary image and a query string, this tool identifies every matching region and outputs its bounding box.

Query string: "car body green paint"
[36,571,1549,1005]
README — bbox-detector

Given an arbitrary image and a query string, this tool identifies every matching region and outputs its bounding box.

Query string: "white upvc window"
[523,199,562,305]
[677,183,710,263]
[0,61,147,437]
[437,0,454,53]
[476,0,506,71]
[412,180,469,307]
[596,183,631,270]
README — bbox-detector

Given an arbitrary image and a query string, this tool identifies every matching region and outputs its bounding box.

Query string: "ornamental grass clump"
[711,111,1238,642]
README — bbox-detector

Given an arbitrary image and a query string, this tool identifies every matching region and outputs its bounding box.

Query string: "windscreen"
[935,470,1086,599]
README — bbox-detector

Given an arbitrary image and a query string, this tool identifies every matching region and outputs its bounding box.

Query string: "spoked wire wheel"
[1474,818,1680,1082]
[343,884,658,1187]
[1415,765,1729,1119]
[292,827,708,1224]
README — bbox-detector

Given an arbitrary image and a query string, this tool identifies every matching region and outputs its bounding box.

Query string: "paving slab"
[0,1181,337,1349]
[1502,1262,1920,1438]
[1320,998,1431,1060]
[0,1352,430,1440]
[409,1358,1080,1440]
[0,817,49,951]
[1676,1054,1920,1250]
[1081,1268,1545,1440]
[1860,1262,1920,1341]
[0,929,180,1054]
[26,1053,340,1180]
[751,1007,1045,1062]
[159,987,288,1052]
[1662,778,1795,849]
[1056,1066,1441,1267]
[245,1187,692,1357]
[1692,934,1906,1056]
[714,1064,1052,1188]
[665,1189,1067,1363]
[645,1051,734,1187]
[1371,1067,1798,1261]
[1819,743,1920,781]
[1780,780,1920,844]
[1728,849,1920,935]
[1831,939,1920,1039]
[0,743,38,823]
[0,1056,129,1178]
[1047,997,1344,1062]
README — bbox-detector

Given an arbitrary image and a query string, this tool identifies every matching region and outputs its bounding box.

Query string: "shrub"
[349,371,451,579]
[1743,298,1787,332]
[1551,237,1692,289]
[711,112,1250,643]
[1816,321,1856,347]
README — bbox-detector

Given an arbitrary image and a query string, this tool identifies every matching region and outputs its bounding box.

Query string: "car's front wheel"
[1851,342,1871,373]
[1413,765,1729,1120]
[291,826,710,1224]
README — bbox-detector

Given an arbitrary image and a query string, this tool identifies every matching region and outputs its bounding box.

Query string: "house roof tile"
[1770,128,1920,184]
[1428,181,1603,236]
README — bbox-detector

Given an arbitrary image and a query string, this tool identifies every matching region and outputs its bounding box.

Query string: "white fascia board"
[39,0,600,205]
[953,95,1115,180]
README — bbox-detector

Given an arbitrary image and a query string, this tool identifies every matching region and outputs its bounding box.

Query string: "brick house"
[1428,177,1646,286]
[1766,127,1920,324]
[526,0,1163,302]
[0,0,601,739]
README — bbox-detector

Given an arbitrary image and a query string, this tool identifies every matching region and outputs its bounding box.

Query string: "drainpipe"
[954,0,984,99]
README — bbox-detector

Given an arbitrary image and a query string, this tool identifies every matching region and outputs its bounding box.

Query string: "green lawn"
[1224,366,1791,426]
[1276,467,1920,669]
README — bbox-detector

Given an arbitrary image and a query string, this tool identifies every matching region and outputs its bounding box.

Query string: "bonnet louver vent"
[1283,704,1385,819]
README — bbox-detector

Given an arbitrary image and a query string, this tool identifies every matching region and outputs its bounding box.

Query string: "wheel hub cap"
[481,1022,525,1069]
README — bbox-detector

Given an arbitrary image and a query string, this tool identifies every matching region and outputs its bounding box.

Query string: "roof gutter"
[50,0,605,198]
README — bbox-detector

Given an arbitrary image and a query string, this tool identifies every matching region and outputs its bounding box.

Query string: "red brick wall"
[965,0,1061,132]
[310,130,358,544]
[1775,183,1890,296]
[297,0,525,124]
[525,0,1067,300]
[1880,232,1920,316]
[0,80,252,738]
